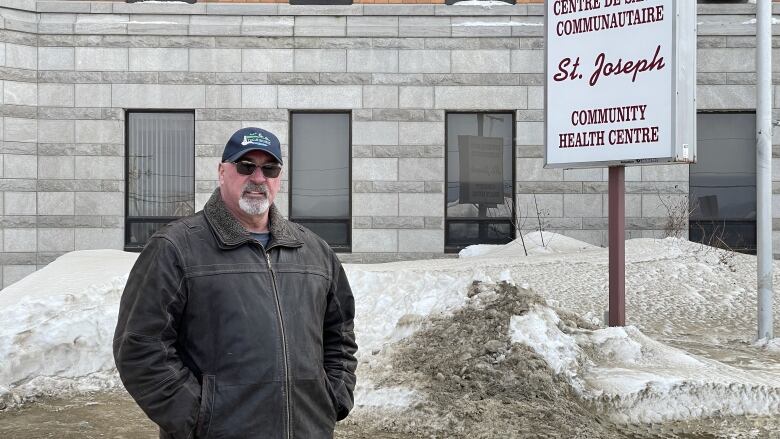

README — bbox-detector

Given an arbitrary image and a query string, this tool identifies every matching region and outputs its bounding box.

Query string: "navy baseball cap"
[222,127,283,165]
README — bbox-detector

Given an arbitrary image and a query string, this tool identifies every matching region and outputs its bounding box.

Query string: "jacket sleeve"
[322,253,358,421]
[113,235,201,438]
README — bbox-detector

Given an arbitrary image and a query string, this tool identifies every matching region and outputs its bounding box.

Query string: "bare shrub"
[675,194,739,272]
[657,192,695,239]
[486,194,553,256]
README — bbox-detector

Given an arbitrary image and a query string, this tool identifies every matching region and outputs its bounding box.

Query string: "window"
[125,111,195,250]
[446,0,514,4]
[445,112,515,252]
[290,0,352,4]
[290,112,351,252]
[689,113,756,253]
[127,0,195,3]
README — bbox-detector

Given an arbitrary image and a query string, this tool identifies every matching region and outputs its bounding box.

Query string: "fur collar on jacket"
[203,188,302,248]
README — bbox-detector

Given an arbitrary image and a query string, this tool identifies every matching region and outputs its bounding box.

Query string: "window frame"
[444,111,516,253]
[124,109,196,252]
[445,0,515,4]
[126,0,196,3]
[289,0,353,4]
[288,110,353,253]
[689,110,757,254]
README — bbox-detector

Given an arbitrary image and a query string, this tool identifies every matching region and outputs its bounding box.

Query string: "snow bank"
[755,337,780,353]
[0,251,137,404]
[509,306,580,378]
[0,250,138,309]
[0,248,519,408]
[459,231,597,258]
[457,244,498,258]
[510,304,780,423]
[2,234,780,426]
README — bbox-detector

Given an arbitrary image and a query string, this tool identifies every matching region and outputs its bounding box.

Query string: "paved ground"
[1,391,778,438]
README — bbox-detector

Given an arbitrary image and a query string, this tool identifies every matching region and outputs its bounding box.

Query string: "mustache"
[242,183,269,195]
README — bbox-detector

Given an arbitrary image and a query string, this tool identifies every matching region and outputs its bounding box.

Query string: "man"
[114,127,358,439]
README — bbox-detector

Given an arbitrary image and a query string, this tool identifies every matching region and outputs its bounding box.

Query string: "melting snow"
[511,306,780,423]
[1,234,780,425]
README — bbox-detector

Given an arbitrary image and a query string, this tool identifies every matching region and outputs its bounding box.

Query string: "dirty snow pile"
[346,281,621,438]
[1,232,780,430]
[511,302,780,423]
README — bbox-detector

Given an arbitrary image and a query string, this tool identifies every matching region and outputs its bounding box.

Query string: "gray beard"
[238,184,270,215]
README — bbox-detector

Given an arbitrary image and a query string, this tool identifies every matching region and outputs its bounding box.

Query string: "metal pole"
[757,0,773,340]
[608,166,625,327]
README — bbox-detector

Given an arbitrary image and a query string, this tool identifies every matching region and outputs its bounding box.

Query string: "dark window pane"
[447,221,514,248]
[689,113,756,253]
[690,113,756,220]
[126,111,195,249]
[127,0,196,3]
[689,220,756,254]
[290,112,351,250]
[294,221,350,248]
[291,113,350,218]
[446,112,514,249]
[127,219,179,247]
[446,113,513,218]
[446,0,514,3]
[290,0,352,4]
[127,112,195,217]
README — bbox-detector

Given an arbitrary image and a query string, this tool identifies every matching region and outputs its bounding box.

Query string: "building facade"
[0,0,776,287]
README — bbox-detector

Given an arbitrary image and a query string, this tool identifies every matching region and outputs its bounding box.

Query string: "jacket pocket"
[195,374,216,439]
[322,372,339,421]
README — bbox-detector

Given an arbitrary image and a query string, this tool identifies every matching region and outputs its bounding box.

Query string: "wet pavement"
[0,391,778,438]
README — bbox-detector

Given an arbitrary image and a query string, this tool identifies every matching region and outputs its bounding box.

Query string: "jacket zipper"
[265,250,292,439]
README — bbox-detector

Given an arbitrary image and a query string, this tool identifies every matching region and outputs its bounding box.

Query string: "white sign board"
[458,135,504,205]
[545,0,696,168]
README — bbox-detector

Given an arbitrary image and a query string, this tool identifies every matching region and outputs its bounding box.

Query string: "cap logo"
[241,132,271,147]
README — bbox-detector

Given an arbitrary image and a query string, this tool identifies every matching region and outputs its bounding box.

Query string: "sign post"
[756,0,773,340]
[608,166,625,326]
[545,0,696,326]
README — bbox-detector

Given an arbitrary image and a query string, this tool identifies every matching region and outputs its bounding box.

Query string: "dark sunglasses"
[231,160,282,178]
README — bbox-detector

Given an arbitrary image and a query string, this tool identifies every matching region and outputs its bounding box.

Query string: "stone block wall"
[2,5,38,286]
[0,0,777,285]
